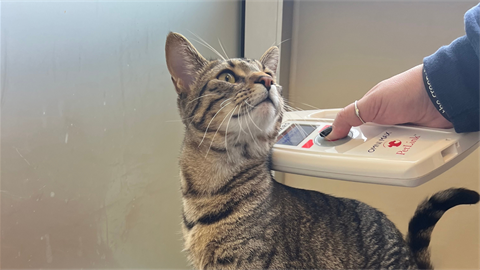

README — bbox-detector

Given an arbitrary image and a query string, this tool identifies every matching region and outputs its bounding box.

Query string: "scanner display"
[276,124,317,146]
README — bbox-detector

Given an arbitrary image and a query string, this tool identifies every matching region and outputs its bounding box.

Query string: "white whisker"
[301,102,320,110]
[198,101,232,147]
[220,98,233,107]
[186,94,217,107]
[225,105,238,160]
[218,38,229,59]
[293,122,309,137]
[277,38,291,47]
[187,30,226,61]
[236,104,248,143]
[245,100,255,108]
[245,109,261,150]
[283,104,315,129]
[271,38,290,47]
[246,103,262,131]
[206,105,237,158]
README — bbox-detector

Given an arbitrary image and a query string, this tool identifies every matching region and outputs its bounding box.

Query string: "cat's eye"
[217,71,236,83]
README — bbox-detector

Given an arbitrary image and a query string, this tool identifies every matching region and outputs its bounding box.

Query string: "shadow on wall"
[1,1,241,268]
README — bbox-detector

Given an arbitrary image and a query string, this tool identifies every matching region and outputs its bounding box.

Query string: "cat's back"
[264,182,417,269]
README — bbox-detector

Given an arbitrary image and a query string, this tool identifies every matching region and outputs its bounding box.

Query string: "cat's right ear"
[165,32,208,95]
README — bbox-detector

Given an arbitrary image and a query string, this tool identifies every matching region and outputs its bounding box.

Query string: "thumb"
[324,102,365,141]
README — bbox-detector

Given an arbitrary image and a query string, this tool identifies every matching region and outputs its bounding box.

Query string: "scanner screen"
[276,124,317,146]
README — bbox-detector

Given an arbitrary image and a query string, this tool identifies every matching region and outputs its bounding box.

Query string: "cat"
[165,32,479,270]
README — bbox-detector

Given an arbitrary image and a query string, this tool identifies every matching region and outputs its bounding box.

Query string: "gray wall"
[285,1,479,269]
[1,1,241,268]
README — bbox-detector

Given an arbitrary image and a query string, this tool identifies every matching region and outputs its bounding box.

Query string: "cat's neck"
[179,135,273,197]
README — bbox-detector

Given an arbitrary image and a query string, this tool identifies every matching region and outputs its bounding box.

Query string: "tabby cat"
[165,32,479,270]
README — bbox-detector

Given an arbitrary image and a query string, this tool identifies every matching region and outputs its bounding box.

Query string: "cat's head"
[165,32,284,160]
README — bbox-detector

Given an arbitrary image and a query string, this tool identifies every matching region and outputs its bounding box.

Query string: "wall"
[286,1,479,269]
[1,1,241,268]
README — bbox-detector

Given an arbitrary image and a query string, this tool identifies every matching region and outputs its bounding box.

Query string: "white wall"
[286,1,479,269]
[1,1,241,268]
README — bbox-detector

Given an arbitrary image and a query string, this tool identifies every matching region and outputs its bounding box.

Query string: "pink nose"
[256,76,273,90]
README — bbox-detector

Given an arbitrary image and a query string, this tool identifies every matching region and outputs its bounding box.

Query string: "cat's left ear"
[165,32,208,95]
[260,46,280,75]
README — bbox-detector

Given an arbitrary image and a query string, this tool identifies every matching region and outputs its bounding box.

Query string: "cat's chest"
[182,222,232,268]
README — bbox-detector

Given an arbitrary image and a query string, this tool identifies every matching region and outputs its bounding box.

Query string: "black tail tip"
[433,188,479,209]
[460,189,480,204]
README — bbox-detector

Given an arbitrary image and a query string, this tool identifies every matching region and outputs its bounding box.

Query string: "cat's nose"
[255,76,273,91]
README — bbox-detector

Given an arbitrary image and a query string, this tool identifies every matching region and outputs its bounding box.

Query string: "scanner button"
[302,139,314,148]
[314,131,353,147]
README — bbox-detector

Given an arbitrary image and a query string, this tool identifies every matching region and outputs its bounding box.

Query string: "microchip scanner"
[271,109,479,187]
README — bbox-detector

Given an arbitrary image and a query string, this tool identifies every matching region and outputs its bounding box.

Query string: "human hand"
[324,64,453,141]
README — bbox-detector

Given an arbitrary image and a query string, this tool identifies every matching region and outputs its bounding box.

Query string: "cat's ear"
[260,46,280,75]
[165,32,208,95]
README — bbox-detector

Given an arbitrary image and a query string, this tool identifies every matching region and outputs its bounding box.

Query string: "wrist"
[422,67,452,122]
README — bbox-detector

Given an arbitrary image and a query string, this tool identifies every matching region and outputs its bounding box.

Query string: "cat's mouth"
[258,96,273,105]
[232,94,276,119]
[232,96,275,118]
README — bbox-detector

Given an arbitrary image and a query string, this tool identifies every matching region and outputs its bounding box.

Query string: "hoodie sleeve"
[423,4,479,133]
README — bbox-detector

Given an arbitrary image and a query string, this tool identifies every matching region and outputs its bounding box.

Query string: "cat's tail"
[406,188,479,269]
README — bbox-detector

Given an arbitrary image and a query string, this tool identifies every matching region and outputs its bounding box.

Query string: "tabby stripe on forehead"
[227,60,235,68]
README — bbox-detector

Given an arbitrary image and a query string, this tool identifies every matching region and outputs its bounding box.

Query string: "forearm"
[422,4,480,133]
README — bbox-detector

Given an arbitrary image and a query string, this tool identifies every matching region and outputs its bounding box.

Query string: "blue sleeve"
[423,4,479,133]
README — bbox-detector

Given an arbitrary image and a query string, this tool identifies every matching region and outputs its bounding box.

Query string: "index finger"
[324,102,365,141]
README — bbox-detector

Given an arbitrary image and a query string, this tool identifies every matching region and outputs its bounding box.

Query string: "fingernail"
[319,126,333,138]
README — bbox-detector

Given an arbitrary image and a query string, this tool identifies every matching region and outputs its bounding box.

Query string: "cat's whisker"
[218,38,229,59]
[225,105,238,160]
[187,30,226,61]
[240,106,250,136]
[284,100,302,107]
[245,100,255,108]
[242,103,261,149]
[301,102,320,110]
[284,103,304,112]
[294,106,305,112]
[190,37,226,61]
[246,116,261,150]
[277,38,291,47]
[245,102,263,132]
[283,104,316,131]
[220,98,233,107]
[283,104,303,114]
[206,105,237,158]
[284,103,307,114]
[236,104,247,143]
[271,38,290,48]
[186,94,217,107]
[283,105,297,112]
[198,101,232,148]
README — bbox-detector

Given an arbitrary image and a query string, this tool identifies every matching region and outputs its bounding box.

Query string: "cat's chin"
[248,102,278,134]
[252,100,276,120]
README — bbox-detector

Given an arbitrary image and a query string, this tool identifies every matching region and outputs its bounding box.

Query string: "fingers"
[324,102,365,141]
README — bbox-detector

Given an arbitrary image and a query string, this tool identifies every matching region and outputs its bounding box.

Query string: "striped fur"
[165,32,479,270]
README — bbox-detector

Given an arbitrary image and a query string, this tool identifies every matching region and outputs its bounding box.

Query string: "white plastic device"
[272,109,479,187]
